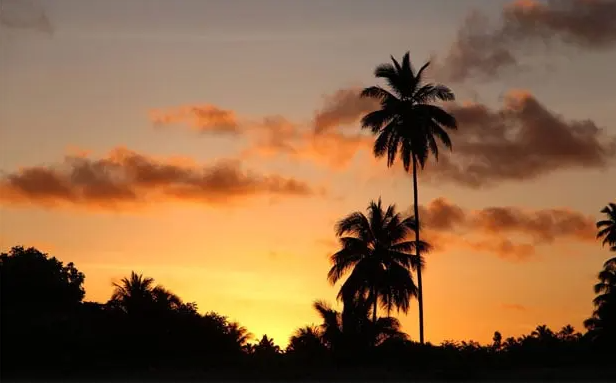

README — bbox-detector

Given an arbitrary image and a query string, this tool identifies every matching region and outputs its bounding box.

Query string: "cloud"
[426,90,616,187]
[438,0,616,82]
[149,104,240,134]
[0,0,53,35]
[418,197,596,261]
[292,87,616,186]
[313,87,379,134]
[501,303,527,312]
[0,147,317,210]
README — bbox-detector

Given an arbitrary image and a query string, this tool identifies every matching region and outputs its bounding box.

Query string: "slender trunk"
[371,285,377,325]
[372,285,378,347]
[412,156,425,345]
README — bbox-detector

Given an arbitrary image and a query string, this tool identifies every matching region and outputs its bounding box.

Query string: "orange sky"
[2,0,616,346]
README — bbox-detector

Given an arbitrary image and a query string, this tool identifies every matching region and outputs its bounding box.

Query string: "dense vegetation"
[2,53,615,380]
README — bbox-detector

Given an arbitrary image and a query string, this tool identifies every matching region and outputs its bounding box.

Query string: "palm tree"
[360,52,457,344]
[287,325,325,354]
[328,198,428,330]
[151,285,183,311]
[312,298,407,351]
[584,260,616,344]
[226,321,252,348]
[597,203,616,264]
[313,300,343,349]
[110,271,156,314]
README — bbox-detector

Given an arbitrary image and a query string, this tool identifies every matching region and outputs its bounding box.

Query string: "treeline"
[1,245,615,381]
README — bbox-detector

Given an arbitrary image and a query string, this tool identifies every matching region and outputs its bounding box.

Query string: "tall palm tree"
[328,198,428,330]
[360,52,457,344]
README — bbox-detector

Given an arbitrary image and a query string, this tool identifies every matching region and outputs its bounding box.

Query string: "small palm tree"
[151,286,183,311]
[328,198,428,328]
[287,325,325,354]
[110,271,156,314]
[597,203,616,267]
[313,298,407,351]
[360,52,457,344]
[313,300,343,349]
[226,321,252,347]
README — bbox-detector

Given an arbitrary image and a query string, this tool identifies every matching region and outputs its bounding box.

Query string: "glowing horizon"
[2,0,616,347]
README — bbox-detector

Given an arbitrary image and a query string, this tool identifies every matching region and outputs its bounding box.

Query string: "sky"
[2,0,616,346]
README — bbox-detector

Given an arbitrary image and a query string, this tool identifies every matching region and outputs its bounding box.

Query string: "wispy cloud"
[419,197,596,261]
[437,0,616,82]
[150,104,240,135]
[501,303,528,312]
[0,147,318,211]
[0,0,53,35]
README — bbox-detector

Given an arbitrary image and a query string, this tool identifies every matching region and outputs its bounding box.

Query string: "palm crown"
[360,52,457,170]
[328,198,429,323]
[597,203,616,251]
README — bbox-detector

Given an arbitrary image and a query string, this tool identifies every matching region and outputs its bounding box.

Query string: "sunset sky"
[2,0,616,346]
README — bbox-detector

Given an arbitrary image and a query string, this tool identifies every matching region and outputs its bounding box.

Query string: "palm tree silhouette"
[597,203,616,266]
[313,298,407,352]
[360,52,457,344]
[328,198,428,330]
[584,260,616,344]
[287,325,324,354]
[151,286,183,311]
[110,271,156,314]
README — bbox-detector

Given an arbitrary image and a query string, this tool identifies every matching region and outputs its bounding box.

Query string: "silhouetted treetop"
[0,246,85,313]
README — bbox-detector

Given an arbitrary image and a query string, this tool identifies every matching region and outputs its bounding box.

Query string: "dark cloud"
[418,197,596,260]
[0,147,317,210]
[0,0,53,35]
[427,90,616,187]
[312,87,379,134]
[301,87,616,186]
[439,0,616,82]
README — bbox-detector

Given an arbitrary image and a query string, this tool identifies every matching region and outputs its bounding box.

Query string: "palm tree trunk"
[371,285,377,325]
[412,156,425,345]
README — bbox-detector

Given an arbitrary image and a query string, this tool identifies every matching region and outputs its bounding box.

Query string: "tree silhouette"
[584,260,616,346]
[360,52,457,344]
[109,271,157,314]
[328,198,428,332]
[0,245,85,313]
[312,298,407,353]
[287,325,327,359]
[597,203,616,269]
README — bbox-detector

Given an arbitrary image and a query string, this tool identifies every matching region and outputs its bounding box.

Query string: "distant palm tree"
[110,271,156,314]
[328,198,428,328]
[531,324,555,341]
[584,260,616,343]
[360,52,457,344]
[253,335,281,356]
[557,325,580,342]
[151,286,183,311]
[226,321,252,347]
[597,203,616,266]
[313,300,343,349]
[287,325,324,354]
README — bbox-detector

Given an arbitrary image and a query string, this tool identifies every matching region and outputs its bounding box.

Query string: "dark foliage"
[2,244,616,381]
